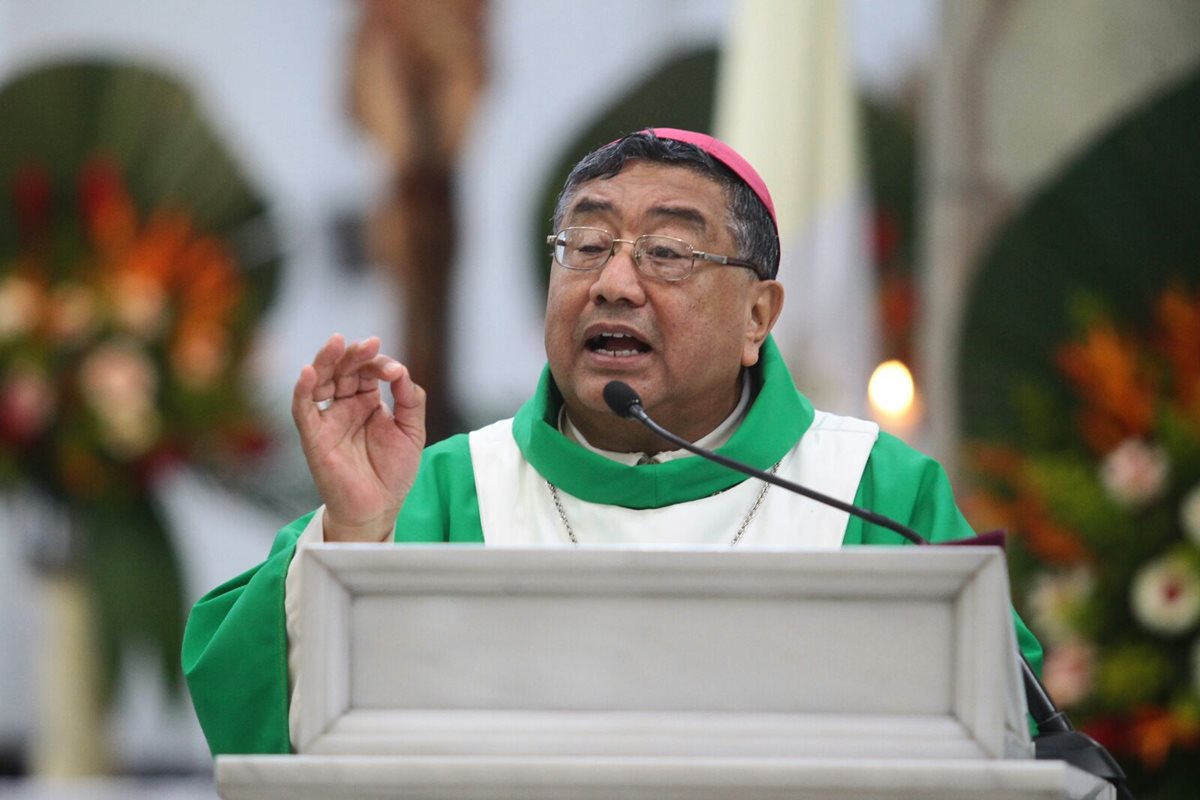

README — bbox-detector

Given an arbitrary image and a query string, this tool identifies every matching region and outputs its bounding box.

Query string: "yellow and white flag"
[715,0,878,416]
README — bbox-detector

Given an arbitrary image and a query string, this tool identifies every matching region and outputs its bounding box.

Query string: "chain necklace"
[545,460,782,546]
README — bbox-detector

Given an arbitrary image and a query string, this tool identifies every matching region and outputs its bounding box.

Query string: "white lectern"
[216,546,1113,799]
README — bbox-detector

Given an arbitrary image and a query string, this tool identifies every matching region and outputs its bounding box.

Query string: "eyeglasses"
[546,227,763,282]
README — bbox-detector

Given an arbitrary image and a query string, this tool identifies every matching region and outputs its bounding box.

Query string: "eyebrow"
[566,199,710,232]
[567,198,615,219]
[647,205,708,232]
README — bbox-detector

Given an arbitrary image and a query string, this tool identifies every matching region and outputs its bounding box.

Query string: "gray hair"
[552,131,780,279]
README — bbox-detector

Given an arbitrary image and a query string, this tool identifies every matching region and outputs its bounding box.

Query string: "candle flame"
[868,360,915,418]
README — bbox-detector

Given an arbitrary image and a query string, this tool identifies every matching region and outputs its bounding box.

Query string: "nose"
[588,240,647,306]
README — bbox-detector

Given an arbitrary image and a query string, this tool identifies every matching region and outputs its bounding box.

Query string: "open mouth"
[585,332,652,358]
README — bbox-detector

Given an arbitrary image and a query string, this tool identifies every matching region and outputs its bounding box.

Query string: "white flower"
[0,275,41,339]
[1130,556,1200,635]
[109,273,167,339]
[1042,639,1095,708]
[172,327,229,389]
[78,340,162,458]
[79,339,158,417]
[1028,568,1095,645]
[97,406,161,459]
[1181,484,1200,546]
[1099,438,1169,508]
[46,282,99,343]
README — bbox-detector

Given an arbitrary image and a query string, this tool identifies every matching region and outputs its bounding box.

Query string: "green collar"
[511,336,813,509]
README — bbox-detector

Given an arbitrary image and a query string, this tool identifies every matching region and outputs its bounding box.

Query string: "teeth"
[590,331,643,357]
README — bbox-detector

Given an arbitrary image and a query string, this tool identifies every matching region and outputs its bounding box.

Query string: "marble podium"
[215,546,1113,799]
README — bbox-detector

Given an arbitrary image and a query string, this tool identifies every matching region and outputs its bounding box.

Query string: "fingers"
[292,363,323,437]
[344,354,405,399]
[388,364,424,408]
[293,334,408,434]
[309,333,346,400]
[389,366,427,445]
[308,335,401,399]
[327,338,377,398]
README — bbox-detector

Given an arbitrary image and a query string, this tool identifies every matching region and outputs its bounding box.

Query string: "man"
[183,128,1042,755]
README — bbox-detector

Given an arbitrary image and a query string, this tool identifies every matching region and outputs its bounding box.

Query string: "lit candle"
[868,359,921,440]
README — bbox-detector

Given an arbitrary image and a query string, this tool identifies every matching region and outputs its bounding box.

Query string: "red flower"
[77,155,137,253]
[0,369,55,445]
[11,162,52,242]
[1082,714,1133,756]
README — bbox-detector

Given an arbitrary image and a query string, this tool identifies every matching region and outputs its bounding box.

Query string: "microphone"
[602,381,644,421]
[602,379,1133,799]
[603,380,927,545]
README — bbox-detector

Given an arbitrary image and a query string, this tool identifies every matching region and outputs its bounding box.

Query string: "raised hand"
[291,334,426,542]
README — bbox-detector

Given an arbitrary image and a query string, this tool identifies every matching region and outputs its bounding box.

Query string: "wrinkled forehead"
[560,161,732,229]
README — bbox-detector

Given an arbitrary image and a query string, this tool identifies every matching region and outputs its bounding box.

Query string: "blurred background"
[0,0,1198,797]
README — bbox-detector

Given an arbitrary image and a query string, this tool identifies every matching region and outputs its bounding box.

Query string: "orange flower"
[958,491,1015,535]
[171,324,230,390]
[1155,285,1200,413]
[177,237,243,325]
[123,211,194,285]
[963,444,1092,564]
[108,272,168,338]
[1132,708,1174,769]
[1057,324,1155,454]
[967,443,1025,483]
[959,487,1090,565]
[1014,493,1091,564]
[3,153,266,498]
[1129,707,1200,771]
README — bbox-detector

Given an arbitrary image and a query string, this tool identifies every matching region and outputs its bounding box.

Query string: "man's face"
[544,161,782,448]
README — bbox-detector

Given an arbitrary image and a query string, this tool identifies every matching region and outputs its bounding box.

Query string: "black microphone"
[603,380,927,545]
[602,379,1133,799]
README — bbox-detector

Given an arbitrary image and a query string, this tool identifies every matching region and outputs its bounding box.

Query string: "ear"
[741,279,785,367]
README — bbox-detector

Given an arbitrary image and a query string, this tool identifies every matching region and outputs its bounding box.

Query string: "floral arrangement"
[0,143,275,705]
[966,284,1200,785]
[0,156,266,502]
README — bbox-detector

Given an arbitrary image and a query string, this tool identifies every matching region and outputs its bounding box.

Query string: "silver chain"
[546,460,782,546]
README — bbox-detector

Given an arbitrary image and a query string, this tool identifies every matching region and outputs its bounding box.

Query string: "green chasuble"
[182,339,1043,755]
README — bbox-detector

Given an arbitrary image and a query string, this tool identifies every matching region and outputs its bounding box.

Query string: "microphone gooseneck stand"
[602,380,1133,800]
[1021,658,1132,798]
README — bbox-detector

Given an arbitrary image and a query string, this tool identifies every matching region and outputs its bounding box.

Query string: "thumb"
[389,368,427,438]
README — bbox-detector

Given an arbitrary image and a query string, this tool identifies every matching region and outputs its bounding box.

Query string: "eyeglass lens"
[555,228,693,281]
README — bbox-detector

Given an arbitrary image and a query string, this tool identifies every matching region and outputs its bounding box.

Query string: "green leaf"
[1010,380,1069,450]
[1097,642,1173,708]
[0,59,280,305]
[78,494,186,705]
[960,66,1200,448]
[1159,405,1200,480]
[1023,454,1127,547]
